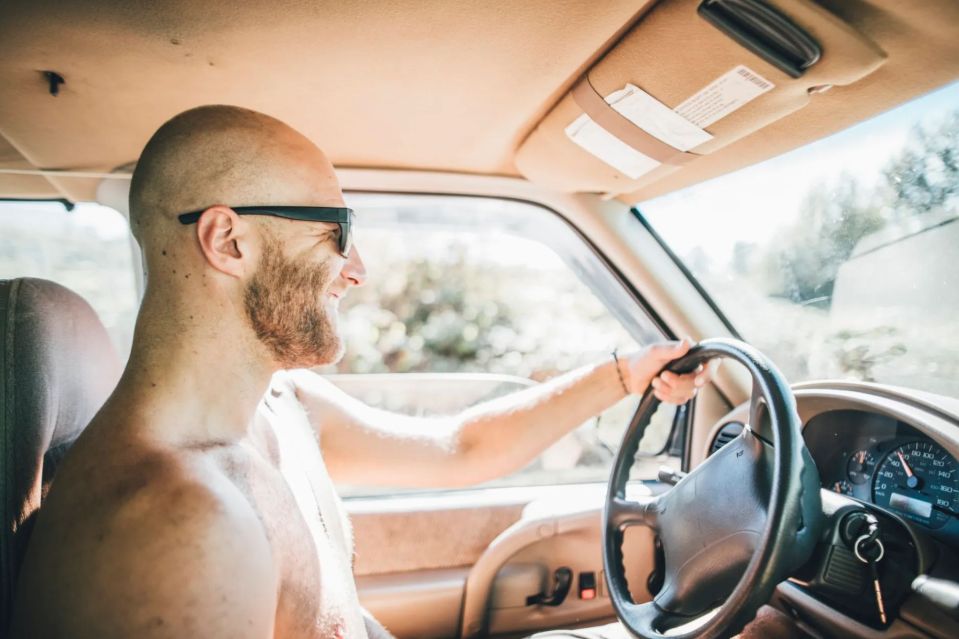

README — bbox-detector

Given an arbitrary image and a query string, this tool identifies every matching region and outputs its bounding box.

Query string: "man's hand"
[621,339,715,404]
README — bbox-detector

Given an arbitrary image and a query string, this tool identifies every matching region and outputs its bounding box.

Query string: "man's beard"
[244,237,344,369]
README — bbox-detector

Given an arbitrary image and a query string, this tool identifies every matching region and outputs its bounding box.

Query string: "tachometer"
[873,441,959,528]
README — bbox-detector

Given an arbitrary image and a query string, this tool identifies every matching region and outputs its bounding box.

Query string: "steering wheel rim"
[603,338,821,639]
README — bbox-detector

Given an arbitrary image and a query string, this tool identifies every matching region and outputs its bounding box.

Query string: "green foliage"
[761,176,884,304]
[331,234,634,377]
[883,111,959,217]
[761,109,959,305]
[337,250,519,374]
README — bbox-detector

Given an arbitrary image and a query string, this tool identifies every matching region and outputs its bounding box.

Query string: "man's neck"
[107,294,277,446]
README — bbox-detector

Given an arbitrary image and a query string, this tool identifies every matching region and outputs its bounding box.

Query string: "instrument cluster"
[804,409,959,541]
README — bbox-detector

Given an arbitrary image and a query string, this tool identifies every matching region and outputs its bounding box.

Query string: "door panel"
[357,568,469,639]
[351,500,525,576]
[350,484,657,638]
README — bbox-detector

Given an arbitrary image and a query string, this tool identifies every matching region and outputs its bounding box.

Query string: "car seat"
[0,278,121,631]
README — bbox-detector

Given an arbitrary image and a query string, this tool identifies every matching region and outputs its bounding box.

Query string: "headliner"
[0,0,957,204]
[0,0,649,201]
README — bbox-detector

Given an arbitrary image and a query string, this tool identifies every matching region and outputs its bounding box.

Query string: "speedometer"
[873,441,959,528]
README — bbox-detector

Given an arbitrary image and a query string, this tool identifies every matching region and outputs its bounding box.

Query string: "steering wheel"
[603,338,822,638]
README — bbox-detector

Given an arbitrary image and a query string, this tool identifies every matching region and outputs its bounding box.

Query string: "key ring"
[854,534,885,564]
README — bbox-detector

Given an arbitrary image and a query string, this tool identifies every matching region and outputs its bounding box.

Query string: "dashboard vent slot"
[710,421,745,455]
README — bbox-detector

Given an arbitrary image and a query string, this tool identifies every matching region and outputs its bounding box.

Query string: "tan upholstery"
[1,1,956,204]
[515,0,887,195]
[0,0,652,202]
[0,279,120,632]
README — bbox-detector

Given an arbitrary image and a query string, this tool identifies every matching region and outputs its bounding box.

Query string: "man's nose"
[341,245,367,287]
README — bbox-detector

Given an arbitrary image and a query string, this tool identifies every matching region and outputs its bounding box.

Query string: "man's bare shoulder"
[12,443,278,639]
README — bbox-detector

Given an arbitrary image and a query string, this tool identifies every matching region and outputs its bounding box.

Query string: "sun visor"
[515,0,886,196]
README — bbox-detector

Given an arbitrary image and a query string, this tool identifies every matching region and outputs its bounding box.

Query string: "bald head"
[125,106,364,370]
[129,105,343,254]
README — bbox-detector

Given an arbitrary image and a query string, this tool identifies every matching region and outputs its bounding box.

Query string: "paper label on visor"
[674,65,775,128]
[565,84,712,179]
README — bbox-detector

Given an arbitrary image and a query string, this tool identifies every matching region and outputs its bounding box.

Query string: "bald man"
[10,106,707,639]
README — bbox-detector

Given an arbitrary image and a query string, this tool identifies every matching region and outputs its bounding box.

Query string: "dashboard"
[704,382,959,546]
[703,382,959,637]
[804,409,959,543]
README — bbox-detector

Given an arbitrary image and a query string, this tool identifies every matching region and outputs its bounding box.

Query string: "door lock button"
[579,571,597,600]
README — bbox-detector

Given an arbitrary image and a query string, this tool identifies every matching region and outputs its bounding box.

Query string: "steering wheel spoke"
[608,493,660,531]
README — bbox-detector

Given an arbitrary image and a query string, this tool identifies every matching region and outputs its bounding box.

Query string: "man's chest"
[225,382,365,638]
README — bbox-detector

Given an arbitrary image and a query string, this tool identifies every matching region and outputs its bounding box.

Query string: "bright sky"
[346,193,567,269]
[0,200,129,239]
[638,81,959,260]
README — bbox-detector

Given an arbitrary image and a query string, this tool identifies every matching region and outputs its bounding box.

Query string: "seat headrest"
[0,278,122,627]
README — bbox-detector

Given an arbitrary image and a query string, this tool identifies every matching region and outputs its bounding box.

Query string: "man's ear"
[195,205,250,278]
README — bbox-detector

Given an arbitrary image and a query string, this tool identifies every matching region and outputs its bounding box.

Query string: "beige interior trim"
[793,380,959,422]
[569,77,699,165]
[349,483,658,638]
[0,136,59,198]
[350,501,524,577]
[0,0,656,202]
[0,168,131,180]
[619,0,959,203]
[3,1,956,203]
[516,0,892,197]
[459,506,608,638]
[357,567,469,639]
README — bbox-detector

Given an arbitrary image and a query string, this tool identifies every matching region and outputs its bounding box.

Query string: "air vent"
[710,421,745,455]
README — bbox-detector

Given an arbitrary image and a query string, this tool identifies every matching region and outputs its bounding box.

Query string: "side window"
[323,195,678,496]
[0,201,139,360]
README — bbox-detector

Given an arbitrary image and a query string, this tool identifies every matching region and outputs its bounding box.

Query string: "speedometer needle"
[898,451,914,477]
[897,451,921,489]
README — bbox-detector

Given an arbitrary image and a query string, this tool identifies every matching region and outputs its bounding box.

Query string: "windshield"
[640,82,959,399]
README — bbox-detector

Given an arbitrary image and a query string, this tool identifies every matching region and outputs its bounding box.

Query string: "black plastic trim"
[710,421,746,455]
[698,0,821,78]
[0,198,74,211]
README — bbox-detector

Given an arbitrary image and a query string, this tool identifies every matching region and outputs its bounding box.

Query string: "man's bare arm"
[11,465,278,639]
[292,340,707,487]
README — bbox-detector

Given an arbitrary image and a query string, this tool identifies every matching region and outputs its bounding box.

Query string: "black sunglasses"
[177,205,354,257]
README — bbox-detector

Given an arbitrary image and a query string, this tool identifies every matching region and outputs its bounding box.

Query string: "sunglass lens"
[340,223,352,257]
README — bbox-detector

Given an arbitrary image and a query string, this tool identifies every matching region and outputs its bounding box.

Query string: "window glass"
[640,82,959,399]
[323,195,676,496]
[0,201,138,360]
